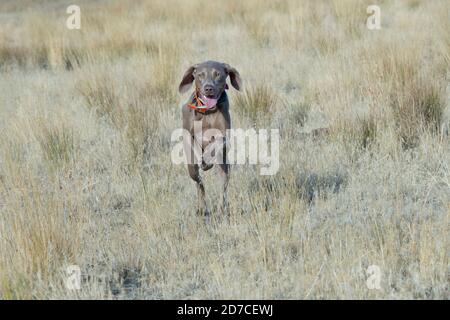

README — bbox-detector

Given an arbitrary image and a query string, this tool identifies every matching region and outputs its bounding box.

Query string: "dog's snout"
[204,85,214,95]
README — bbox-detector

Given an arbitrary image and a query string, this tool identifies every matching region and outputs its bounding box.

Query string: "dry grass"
[234,84,279,122]
[0,0,449,299]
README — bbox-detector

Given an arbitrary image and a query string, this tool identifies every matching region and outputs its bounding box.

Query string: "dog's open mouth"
[200,95,218,108]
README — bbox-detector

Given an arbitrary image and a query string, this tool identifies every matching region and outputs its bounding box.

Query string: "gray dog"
[178,60,242,216]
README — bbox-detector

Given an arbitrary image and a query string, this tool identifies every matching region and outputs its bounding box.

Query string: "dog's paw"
[201,162,214,171]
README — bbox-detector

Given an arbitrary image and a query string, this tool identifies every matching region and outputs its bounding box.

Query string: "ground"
[0,0,448,299]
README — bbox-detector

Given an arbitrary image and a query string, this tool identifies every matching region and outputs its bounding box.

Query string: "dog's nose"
[204,85,214,95]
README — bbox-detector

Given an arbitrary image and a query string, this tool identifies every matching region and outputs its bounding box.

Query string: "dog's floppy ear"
[178,64,197,94]
[223,64,242,91]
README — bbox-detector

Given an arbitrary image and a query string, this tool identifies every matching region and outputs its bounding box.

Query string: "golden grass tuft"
[234,84,279,122]
[34,121,76,167]
[390,74,446,149]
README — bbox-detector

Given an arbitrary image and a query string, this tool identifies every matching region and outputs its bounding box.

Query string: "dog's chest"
[191,111,220,130]
[193,112,225,148]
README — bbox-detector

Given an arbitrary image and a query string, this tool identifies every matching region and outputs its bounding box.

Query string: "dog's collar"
[188,88,227,114]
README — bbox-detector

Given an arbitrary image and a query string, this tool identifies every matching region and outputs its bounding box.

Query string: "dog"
[178,60,242,216]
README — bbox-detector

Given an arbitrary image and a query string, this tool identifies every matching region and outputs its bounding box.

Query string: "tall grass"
[0,0,448,299]
[234,84,279,122]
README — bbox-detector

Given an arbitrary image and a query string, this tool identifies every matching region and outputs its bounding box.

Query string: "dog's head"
[178,61,242,106]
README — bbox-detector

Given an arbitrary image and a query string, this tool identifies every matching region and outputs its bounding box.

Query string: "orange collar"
[188,90,210,113]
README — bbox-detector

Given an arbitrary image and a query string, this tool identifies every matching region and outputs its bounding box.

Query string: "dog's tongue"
[202,96,218,108]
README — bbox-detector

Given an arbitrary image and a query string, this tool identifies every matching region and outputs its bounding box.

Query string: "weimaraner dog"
[178,60,242,216]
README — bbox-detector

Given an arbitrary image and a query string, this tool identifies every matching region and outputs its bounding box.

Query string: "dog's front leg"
[218,163,229,216]
[217,136,229,216]
[184,133,209,216]
[187,164,209,216]
[203,134,230,216]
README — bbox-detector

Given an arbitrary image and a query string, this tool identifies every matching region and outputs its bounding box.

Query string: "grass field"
[0,0,448,299]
